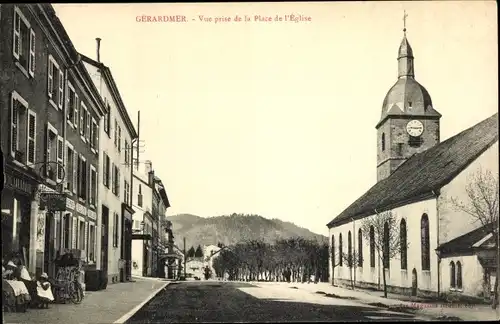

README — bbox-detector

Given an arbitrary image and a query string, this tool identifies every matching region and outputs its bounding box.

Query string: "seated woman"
[18,264,38,308]
[2,259,17,312]
[3,258,31,312]
[35,273,54,308]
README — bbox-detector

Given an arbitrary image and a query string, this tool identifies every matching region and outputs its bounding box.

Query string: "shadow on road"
[126,281,424,323]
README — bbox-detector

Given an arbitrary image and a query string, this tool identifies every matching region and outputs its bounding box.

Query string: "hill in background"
[167,213,327,250]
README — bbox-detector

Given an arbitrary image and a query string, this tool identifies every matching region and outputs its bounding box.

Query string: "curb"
[113,281,171,323]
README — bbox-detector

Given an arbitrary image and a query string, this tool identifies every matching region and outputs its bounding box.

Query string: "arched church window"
[456,261,462,289]
[450,261,456,288]
[400,219,407,270]
[331,235,335,266]
[382,133,386,151]
[348,231,352,267]
[339,234,343,266]
[358,229,363,267]
[383,222,390,269]
[369,226,375,268]
[421,213,430,271]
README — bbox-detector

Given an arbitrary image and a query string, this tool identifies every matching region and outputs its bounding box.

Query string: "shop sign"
[76,203,87,216]
[88,209,97,220]
[66,198,75,211]
[40,193,67,212]
[5,174,33,195]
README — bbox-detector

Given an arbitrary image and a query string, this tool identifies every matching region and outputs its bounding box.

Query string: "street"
[126,281,425,323]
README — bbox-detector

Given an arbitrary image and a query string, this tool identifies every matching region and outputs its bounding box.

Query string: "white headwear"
[7,261,17,267]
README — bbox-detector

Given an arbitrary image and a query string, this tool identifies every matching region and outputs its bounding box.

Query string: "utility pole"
[183,237,187,278]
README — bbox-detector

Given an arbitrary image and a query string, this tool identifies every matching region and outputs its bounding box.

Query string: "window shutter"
[115,119,118,146]
[73,150,78,194]
[118,127,121,151]
[29,29,36,76]
[47,60,53,98]
[80,104,84,135]
[86,111,91,141]
[57,136,64,181]
[45,127,51,177]
[72,216,77,249]
[117,170,121,198]
[58,70,64,109]
[85,221,89,261]
[10,98,18,155]
[74,96,79,126]
[13,11,20,59]
[66,89,71,121]
[27,110,36,165]
[111,163,115,194]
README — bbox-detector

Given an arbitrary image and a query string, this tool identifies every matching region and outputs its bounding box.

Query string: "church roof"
[436,222,496,255]
[378,34,440,127]
[398,35,413,59]
[327,113,499,228]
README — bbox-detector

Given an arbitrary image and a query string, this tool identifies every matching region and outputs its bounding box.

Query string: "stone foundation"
[334,278,491,304]
[334,278,438,298]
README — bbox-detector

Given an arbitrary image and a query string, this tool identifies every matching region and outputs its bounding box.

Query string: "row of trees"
[212,237,329,283]
[186,245,204,258]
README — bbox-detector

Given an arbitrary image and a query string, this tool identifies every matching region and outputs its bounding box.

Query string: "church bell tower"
[376,12,442,182]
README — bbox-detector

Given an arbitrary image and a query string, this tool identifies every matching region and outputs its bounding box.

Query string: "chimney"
[144,160,152,174]
[96,38,101,62]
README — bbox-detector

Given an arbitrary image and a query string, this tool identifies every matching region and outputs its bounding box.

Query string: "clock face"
[406,120,424,137]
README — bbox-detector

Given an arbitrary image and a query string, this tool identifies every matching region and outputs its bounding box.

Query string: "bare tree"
[449,167,499,309]
[361,211,406,298]
[342,251,362,290]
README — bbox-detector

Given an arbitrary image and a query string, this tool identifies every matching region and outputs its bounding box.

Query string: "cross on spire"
[403,10,408,34]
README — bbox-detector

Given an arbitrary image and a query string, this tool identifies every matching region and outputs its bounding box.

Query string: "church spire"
[398,10,414,78]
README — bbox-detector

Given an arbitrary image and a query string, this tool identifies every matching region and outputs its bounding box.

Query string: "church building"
[326,25,498,301]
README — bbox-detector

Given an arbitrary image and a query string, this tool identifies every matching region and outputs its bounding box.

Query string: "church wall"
[440,255,485,299]
[329,197,439,296]
[437,141,499,245]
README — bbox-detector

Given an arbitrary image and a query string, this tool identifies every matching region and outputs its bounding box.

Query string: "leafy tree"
[187,246,195,258]
[194,245,203,258]
[361,211,406,298]
[449,167,499,309]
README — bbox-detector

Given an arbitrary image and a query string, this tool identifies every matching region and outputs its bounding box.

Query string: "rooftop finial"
[403,10,408,35]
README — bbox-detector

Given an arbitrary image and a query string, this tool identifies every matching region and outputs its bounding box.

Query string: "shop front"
[121,203,135,282]
[1,166,37,270]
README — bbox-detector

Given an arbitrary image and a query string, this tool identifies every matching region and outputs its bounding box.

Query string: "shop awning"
[132,234,152,240]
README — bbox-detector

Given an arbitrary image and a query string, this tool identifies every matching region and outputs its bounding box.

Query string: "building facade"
[0,4,107,283]
[131,161,154,277]
[327,27,499,302]
[81,48,137,284]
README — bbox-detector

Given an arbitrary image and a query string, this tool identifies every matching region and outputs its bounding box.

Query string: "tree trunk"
[382,263,388,298]
[350,266,354,290]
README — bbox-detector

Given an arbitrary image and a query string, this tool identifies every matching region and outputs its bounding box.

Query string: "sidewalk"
[3,277,169,324]
[254,281,500,321]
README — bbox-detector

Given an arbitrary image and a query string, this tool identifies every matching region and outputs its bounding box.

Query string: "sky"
[53,1,498,236]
